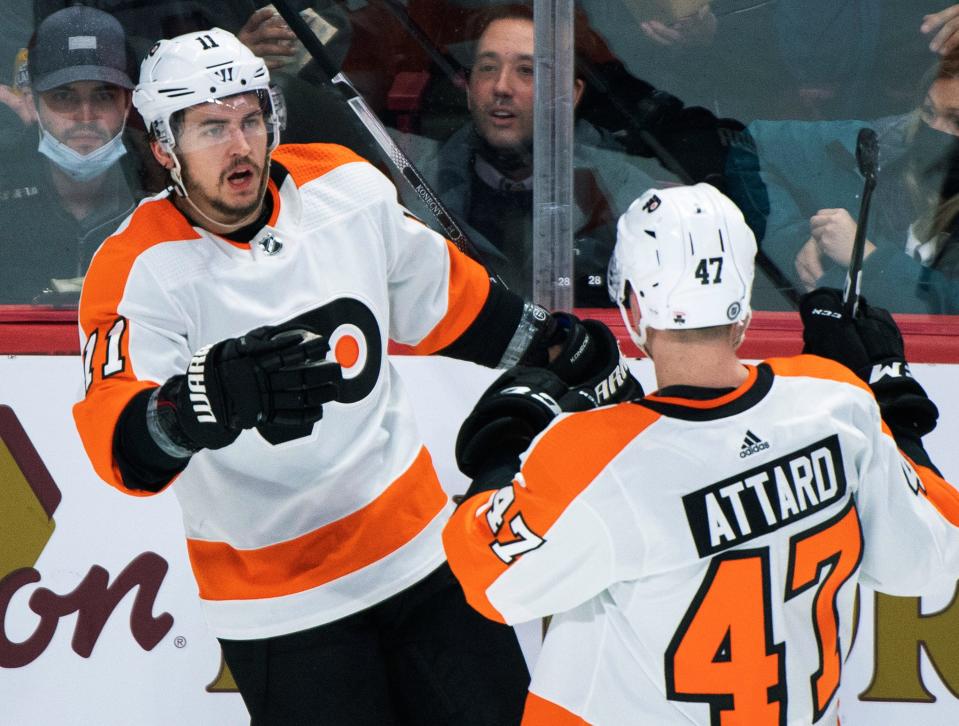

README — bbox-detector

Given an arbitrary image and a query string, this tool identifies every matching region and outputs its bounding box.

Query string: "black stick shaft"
[843,128,880,318]
[378,0,464,84]
[575,60,803,308]
[270,0,505,285]
[842,184,876,318]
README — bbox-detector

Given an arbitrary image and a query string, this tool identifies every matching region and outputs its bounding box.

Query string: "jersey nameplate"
[683,435,847,557]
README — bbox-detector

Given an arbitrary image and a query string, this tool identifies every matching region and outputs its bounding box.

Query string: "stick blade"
[855,127,879,182]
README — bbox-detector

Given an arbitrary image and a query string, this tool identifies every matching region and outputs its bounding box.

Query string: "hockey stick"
[841,127,879,319]
[572,58,804,308]
[378,0,465,88]
[357,0,804,310]
[270,0,506,286]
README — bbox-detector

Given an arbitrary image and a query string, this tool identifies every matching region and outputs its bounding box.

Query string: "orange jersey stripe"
[519,403,660,541]
[187,446,448,600]
[766,354,873,394]
[272,143,365,187]
[648,365,760,409]
[73,197,201,493]
[910,458,959,526]
[444,404,659,622]
[522,692,591,725]
[266,177,281,226]
[769,357,959,525]
[78,197,200,331]
[407,240,492,355]
[73,377,162,497]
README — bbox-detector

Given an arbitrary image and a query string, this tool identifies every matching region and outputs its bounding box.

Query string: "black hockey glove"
[154,325,343,453]
[539,314,643,407]
[799,288,939,437]
[456,366,570,483]
[456,357,641,495]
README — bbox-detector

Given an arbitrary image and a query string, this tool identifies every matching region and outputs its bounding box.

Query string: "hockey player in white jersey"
[72,27,640,725]
[443,183,959,725]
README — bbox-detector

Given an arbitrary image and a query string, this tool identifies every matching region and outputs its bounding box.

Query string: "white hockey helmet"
[608,183,757,350]
[133,27,280,154]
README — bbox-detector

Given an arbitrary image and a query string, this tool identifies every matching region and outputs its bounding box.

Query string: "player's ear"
[731,311,751,351]
[150,140,174,170]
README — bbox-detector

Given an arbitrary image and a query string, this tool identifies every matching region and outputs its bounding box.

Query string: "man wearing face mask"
[0,6,146,305]
[733,51,959,314]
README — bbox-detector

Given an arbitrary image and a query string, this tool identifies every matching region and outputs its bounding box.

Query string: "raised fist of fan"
[156,325,343,452]
[799,288,938,436]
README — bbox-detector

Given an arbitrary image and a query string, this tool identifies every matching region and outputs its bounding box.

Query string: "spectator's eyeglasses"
[40,85,126,115]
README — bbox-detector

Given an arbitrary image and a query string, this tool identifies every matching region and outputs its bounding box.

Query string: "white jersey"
[75,144,498,639]
[444,355,959,725]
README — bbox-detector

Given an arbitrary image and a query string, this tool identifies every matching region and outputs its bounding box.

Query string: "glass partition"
[3,1,959,314]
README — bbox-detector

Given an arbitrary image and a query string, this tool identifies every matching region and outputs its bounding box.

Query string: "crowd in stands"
[3,0,959,313]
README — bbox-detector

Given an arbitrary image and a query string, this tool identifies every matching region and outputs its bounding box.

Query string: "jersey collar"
[639,364,773,421]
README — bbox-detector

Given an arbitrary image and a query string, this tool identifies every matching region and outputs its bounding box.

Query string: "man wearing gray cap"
[0,5,146,304]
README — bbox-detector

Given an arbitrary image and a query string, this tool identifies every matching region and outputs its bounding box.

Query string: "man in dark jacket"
[424,3,657,306]
[0,6,146,305]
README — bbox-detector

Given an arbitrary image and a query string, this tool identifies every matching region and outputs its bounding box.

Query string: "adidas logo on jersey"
[739,430,769,458]
[684,434,846,556]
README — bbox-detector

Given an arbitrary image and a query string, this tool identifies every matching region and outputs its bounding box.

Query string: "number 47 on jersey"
[665,502,863,725]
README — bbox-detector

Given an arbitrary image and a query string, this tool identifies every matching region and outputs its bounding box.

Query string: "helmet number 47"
[695,257,724,285]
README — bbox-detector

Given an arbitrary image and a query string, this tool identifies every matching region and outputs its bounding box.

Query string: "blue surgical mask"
[37,122,128,181]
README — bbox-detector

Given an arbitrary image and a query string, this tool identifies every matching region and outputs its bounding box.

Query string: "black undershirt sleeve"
[886,424,943,477]
[460,462,522,503]
[113,388,189,493]
[436,280,526,368]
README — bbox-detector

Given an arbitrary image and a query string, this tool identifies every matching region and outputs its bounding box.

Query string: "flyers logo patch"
[257,298,382,444]
[328,323,368,383]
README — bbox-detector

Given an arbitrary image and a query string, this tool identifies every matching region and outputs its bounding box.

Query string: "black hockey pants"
[219,562,530,725]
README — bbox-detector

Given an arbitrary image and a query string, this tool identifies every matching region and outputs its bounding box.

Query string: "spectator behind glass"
[442,185,955,726]
[581,0,959,124]
[733,51,959,314]
[0,6,145,305]
[424,2,655,306]
[0,0,34,130]
[32,1,351,72]
[31,2,379,155]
